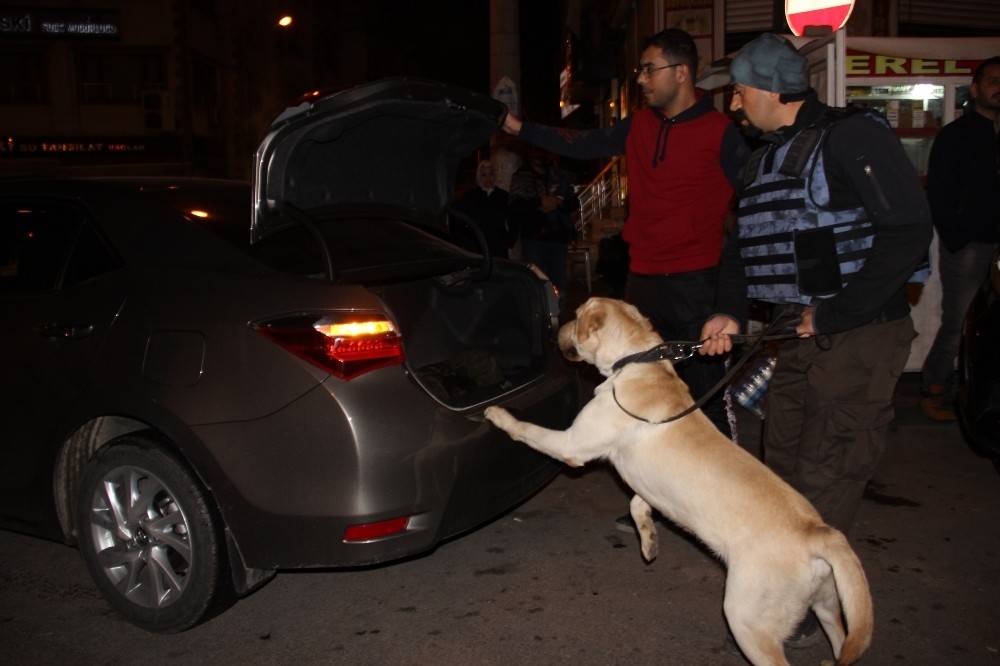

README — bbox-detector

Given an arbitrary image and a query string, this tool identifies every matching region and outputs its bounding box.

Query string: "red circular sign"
[785,0,856,36]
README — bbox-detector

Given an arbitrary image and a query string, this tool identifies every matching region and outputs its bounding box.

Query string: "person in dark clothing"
[700,33,932,648]
[502,28,749,441]
[455,159,515,259]
[508,155,577,290]
[920,56,1000,421]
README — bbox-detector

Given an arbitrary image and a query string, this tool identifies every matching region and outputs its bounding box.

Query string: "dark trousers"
[764,316,915,534]
[922,240,997,392]
[625,269,731,438]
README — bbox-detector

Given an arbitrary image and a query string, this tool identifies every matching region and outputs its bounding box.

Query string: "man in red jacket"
[502,28,748,440]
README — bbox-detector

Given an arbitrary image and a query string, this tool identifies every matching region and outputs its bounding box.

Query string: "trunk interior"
[238,210,550,408]
[372,266,548,409]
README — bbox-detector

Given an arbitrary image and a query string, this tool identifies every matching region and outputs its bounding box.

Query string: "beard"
[976,96,1000,112]
[973,87,1000,114]
[645,86,677,111]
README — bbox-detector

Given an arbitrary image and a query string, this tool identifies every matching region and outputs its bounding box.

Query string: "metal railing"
[576,154,625,240]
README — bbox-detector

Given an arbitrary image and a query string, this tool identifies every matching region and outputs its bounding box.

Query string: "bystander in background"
[920,56,1000,421]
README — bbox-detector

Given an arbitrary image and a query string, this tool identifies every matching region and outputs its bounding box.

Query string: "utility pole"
[490,0,520,94]
[489,0,521,192]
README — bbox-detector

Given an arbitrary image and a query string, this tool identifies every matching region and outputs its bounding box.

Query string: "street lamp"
[277,15,293,28]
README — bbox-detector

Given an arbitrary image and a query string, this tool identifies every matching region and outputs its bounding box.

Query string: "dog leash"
[611,311,803,425]
[609,331,801,371]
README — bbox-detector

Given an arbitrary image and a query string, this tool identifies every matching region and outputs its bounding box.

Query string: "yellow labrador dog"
[485,297,873,666]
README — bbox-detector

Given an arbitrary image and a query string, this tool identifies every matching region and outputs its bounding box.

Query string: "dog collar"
[611,342,701,373]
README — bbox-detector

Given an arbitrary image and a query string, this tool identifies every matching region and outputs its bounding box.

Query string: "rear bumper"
[193,362,578,569]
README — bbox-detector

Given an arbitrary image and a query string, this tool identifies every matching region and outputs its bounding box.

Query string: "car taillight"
[343,516,410,542]
[253,313,404,380]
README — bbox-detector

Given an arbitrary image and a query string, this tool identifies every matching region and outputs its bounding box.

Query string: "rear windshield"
[137,183,480,283]
[252,215,482,283]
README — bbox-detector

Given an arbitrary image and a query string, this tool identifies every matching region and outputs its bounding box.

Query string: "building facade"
[0,1,387,179]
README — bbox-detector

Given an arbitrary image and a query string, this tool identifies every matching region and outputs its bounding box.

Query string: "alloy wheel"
[86,465,192,609]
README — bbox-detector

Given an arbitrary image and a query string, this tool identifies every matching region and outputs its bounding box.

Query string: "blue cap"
[730,33,809,94]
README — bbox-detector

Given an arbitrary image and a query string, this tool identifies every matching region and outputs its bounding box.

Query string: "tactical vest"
[736,108,927,305]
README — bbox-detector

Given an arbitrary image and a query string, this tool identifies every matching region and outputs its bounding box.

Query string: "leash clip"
[666,342,703,363]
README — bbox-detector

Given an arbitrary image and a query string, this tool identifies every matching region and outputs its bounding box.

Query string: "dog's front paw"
[484,406,515,431]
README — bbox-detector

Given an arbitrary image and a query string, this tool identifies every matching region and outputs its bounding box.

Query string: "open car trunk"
[245,79,547,408]
[372,268,548,409]
[247,210,551,409]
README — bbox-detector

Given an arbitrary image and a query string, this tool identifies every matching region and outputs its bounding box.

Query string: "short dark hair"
[641,29,698,76]
[973,56,1000,84]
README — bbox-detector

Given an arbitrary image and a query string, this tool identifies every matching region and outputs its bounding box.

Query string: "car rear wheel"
[77,437,229,632]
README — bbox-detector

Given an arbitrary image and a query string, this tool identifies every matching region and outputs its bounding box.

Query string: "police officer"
[700,33,932,644]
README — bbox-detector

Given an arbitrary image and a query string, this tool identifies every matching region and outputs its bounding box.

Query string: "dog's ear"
[576,303,606,346]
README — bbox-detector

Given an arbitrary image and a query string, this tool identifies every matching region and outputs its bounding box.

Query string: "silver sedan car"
[0,79,578,632]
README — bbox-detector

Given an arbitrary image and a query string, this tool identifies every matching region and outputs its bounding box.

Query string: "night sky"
[362,1,564,124]
[364,0,488,89]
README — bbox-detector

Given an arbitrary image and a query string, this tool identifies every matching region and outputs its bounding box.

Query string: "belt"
[753,300,907,329]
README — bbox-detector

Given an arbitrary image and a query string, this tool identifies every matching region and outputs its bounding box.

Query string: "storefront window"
[847,83,945,178]
[846,84,945,128]
[955,85,971,118]
[76,52,165,104]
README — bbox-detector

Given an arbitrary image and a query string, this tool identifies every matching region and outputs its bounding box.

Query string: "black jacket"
[926,108,1000,252]
[454,187,514,257]
[717,93,933,334]
[508,164,577,244]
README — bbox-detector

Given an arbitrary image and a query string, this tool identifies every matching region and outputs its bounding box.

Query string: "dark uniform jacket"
[926,108,1000,253]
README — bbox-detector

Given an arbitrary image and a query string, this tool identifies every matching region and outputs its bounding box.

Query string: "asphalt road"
[2,375,999,665]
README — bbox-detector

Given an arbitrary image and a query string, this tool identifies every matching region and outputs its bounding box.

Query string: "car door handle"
[33,322,96,341]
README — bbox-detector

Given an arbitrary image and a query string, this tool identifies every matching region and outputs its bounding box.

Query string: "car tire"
[76,437,230,632]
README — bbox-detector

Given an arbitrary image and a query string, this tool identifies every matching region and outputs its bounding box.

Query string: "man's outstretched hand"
[502,113,523,136]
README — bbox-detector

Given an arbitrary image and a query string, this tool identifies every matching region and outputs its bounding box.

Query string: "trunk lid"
[251,78,505,244]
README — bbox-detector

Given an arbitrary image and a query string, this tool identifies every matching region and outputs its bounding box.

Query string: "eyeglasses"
[633,63,682,78]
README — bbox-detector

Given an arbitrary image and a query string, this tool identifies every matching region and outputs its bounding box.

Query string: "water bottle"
[731,354,777,419]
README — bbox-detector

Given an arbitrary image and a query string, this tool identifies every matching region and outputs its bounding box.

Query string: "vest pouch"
[793,227,842,296]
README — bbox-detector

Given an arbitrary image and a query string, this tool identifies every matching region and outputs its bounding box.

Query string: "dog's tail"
[813,526,874,665]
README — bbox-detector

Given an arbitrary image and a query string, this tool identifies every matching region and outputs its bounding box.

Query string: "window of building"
[0,50,48,104]
[77,51,166,104]
[193,0,219,19]
[898,0,1000,34]
[192,54,221,125]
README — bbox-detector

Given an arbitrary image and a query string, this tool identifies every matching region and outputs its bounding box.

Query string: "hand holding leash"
[699,306,806,357]
[796,306,816,337]
[699,315,740,356]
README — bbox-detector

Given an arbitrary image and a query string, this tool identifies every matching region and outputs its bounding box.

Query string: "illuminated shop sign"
[559,34,579,119]
[1,135,179,160]
[0,9,119,38]
[1,140,144,154]
[845,51,979,77]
